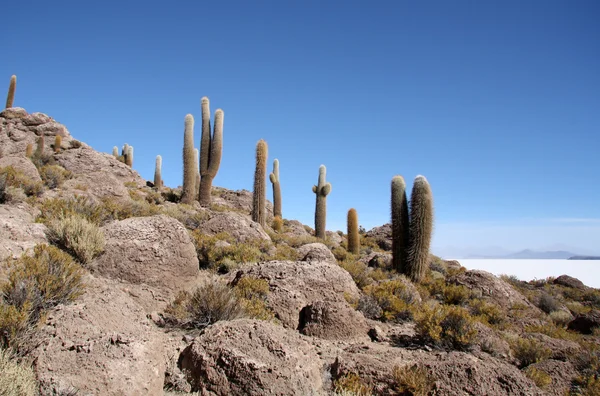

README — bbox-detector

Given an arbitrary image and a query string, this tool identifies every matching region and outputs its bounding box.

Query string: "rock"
[211,187,274,222]
[59,172,132,203]
[553,274,587,290]
[0,156,42,182]
[230,260,360,329]
[365,223,392,251]
[326,231,343,246]
[199,211,271,242]
[529,360,577,396]
[298,300,370,342]
[31,276,167,396]
[0,205,47,262]
[527,333,581,361]
[283,219,311,237]
[297,243,336,264]
[567,309,600,334]
[368,326,388,342]
[179,319,325,395]
[360,252,392,268]
[22,112,52,126]
[93,215,198,296]
[0,107,28,119]
[473,321,511,358]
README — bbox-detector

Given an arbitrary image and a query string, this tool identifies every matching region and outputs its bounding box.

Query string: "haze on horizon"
[2,1,599,253]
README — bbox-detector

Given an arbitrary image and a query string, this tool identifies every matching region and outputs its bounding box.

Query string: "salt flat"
[455,259,600,289]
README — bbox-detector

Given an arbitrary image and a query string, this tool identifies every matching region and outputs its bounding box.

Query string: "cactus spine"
[269,159,282,218]
[181,114,196,204]
[5,75,16,109]
[198,97,223,206]
[252,139,268,227]
[154,155,162,189]
[53,135,62,153]
[391,175,410,273]
[312,165,331,239]
[406,175,434,282]
[112,146,119,157]
[347,208,360,255]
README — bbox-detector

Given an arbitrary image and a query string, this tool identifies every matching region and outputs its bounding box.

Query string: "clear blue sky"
[3,1,599,255]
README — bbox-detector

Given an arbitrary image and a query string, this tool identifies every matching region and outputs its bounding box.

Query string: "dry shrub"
[46,214,105,264]
[469,299,505,326]
[333,372,372,396]
[525,322,581,342]
[549,310,573,327]
[233,277,274,321]
[338,260,372,289]
[272,216,283,232]
[414,303,478,350]
[537,292,560,314]
[160,204,208,230]
[509,337,551,368]
[0,166,44,202]
[99,196,160,221]
[37,195,106,225]
[523,366,552,390]
[443,284,472,305]
[391,364,432,396]
[0,347,38,396]
[1,245,84,349]
[356,295,383,320]
[363,278,420,322]
[39,164,71,189]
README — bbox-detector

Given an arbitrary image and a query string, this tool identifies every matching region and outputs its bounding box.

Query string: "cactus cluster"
[391,175,434,282]
[312,165,332,239]
[198,97,223,207]
[252,140,268,227]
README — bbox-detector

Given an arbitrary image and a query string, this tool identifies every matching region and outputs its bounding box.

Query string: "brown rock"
[179,319,325,395]
[553,274,587,290]
[297,242,336,264]
[0,204,47,262]
[567,309,600,334]
[529,360,577,396]
[0,107,28,119]
[93,215,198,295]
[199,211,271,242]
[283,219,311,237]
[211,187,274,222]
[32,275,167,396]
[230,260,361,329]
[528,332,581,361]
[360,252,392,268]
[365,223,392,251]
[298,300,370,342]
[0,156,41,182]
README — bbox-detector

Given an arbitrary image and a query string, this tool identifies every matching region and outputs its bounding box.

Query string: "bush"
[391,364,432,396]
[46,214,106,264]
[469,299,505,326]
[509,337,551,368]
[338,260,372,289]
[537,292,560,314]
[333,372,372,396]
[189,231,270,271]
[356,295,383,320]
[549,310,573,327]
[30,151,55,169]
[37,195,107,225]
[39,164,71,189]
[414,303,478,350]
[232,277,274,321]
[363,278,420,322]
[0,347,38,396]
[523,366,552,390]
[1,245,85,349]
[443,284,472,305]
[0,166,44,202]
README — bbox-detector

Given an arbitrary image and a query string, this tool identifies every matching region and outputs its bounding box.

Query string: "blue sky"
[3,1,599,256]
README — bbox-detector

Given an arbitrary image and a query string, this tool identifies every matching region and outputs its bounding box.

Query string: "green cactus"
[347,208,360,255]
[198,97,223,206]
[391,175,410,273]
[194,148,200,200]
[252,139,268,227]
[112,146,119,157]
[181,114,196,204]
[312,165,331,239]
[269,159,282,218]
[406,175,434,283]
[154,155,162,189]
[5,75,16,109]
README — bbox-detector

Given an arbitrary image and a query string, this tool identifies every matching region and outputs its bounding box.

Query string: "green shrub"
[1,245,84,349]
[524,366,552,390]
[443,284,472,305]
[549,310,573,327]
[37,195,107,225]
[39,165,71,189]
[509,337,551,368]
[233,277,274,321]
[46,214,105,264]
[363,278,419,322]
[469,299,505,326]
[414,303,478,350]
[0,347,38,396]
[0,166,44,201]
[338,260,372,289]
[391,364,432,396]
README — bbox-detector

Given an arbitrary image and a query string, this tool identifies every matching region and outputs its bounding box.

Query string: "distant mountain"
[568,256,600,260]
[460,249,579,259]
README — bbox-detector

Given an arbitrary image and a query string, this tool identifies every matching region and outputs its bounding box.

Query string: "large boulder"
[230,260,360,329]
[567,309,600,334]
[297,243,336,264]
[211,187,274,222]
[365,223,392,251]
[199,211,270,242]
[553,274,587,290]
[179,319,326,395]
[0,204,47,262]
[0,156,41,182]
[529,360,577,396]
[93,215,198,296]
[298,300,370,342]
[31,276,167,396]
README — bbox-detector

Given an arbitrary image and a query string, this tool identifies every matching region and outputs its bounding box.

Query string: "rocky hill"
[1,107,599,395]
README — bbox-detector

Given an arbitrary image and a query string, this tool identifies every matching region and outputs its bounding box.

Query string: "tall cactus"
[154,155,162,189]
[252,140,268,227]
[269,159,282,218]
[312,165,331,239]
[391,175,410,273]
[25,143,33,158]
[194,148,201,200]
[406,175,434,283]
[35,135,45,157]
[347,208,360,255]
[5,75,16,109]
[53,135,62,153]
[181,114,196,204]
[198,97,223,206]
[126,146,134,167]
[112,146,119,157]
